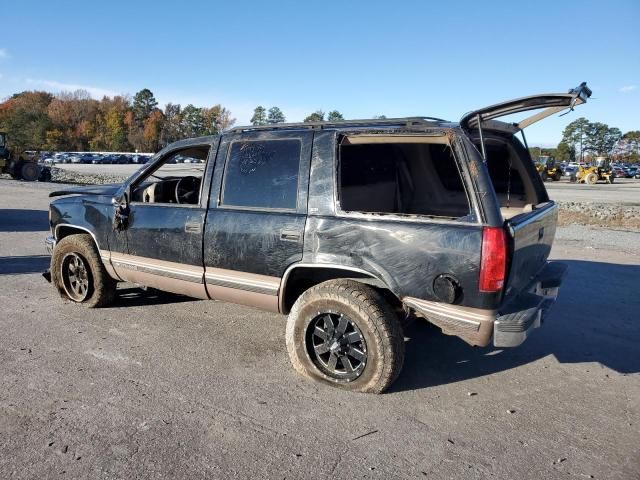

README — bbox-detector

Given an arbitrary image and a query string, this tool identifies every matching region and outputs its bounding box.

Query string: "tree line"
[0,88,235,153]
[249,106,345,125]
[532,117,639,163]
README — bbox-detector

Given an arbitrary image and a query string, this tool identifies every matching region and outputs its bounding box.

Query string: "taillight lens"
[479,226,507,293]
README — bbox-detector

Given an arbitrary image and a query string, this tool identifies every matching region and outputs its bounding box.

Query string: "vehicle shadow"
[112,287,198,307]
[0,209,49,232]
[391,259,640,393]
[0,255,51,275]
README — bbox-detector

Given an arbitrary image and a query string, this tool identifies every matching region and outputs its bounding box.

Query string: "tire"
[585,172,597,185]
[20,162,40,182]
[542,172,549,181]
[608,175,614,184]
[286,279,404,394]
[553,171,562,181]
[39,168,52,182]
[51,234,116,308]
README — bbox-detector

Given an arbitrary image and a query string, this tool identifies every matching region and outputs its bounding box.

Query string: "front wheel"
[585,172,598,185]
[20,162,40,181]
[51,234,116,307]
[286,279,404,394]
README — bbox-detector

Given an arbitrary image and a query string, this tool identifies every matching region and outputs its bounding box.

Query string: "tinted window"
[222,139,301,209]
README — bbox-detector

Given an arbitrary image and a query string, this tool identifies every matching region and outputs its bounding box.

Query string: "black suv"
[45,83,591,393]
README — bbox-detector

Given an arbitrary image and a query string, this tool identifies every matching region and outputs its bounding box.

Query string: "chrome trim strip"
[109,253,203,284]
[403,296,496,327]
[204,269,280,296]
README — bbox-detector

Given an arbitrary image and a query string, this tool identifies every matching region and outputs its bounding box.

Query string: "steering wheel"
[175,176,201,204]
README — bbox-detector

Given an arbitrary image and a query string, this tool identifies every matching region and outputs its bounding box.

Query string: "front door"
[203,130,313,311]
[108,142,217,299]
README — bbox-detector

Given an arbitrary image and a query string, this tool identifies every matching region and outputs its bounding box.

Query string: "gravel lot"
[1,179,639,479]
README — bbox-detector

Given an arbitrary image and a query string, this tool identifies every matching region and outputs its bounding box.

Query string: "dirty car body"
[45,83,590,392]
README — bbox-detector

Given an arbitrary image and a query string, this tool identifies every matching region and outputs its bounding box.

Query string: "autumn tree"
[251,106,267,125]
[202,104,235,134]
[0,91,53,151]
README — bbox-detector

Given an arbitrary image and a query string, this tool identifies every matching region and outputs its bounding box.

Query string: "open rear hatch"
[462,83,591,296]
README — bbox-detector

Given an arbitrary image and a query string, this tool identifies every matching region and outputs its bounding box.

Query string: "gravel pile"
[49,167,128,185]
[557,201,640,230]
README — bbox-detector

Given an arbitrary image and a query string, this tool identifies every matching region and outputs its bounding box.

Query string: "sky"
[0,0,637,146]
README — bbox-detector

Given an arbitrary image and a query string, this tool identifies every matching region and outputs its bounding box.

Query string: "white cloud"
[619,85,637,93]
[0,48,7,58]
[25,78,121,99]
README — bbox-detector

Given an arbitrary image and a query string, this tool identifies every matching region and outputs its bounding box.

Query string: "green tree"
[585,122,621,156]
[555,141,575,161]
[373,115,387,119]
[251,106,267,125]
[304,110,325,122]
[161,103,183,145]
[561,117,590,161]
[132,88,158,126]
[267,106,286,124]
[327,110,344,121]
[180,104,205,137]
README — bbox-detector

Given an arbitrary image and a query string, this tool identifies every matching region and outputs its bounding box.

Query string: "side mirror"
[111,190,130,231]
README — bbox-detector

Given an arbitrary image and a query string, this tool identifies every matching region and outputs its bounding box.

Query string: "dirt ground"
[1,179,638,479]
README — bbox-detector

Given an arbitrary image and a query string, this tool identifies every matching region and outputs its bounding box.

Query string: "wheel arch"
[55,224,101,251]
[278,263,401,314]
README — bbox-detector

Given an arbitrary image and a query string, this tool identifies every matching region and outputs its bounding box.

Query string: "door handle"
[280,230,301,242]
[185,221,202,234]
[538,227,544,241]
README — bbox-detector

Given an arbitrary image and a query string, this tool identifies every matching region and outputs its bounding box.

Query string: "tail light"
[479,226,507,293]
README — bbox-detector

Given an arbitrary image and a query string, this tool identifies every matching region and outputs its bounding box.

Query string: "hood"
[49,183,122,198]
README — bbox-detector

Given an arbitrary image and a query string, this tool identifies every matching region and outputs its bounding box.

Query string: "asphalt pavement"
[1,179,638,479]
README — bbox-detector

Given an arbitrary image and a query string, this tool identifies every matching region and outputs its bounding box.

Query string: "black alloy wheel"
[305,311,367,381]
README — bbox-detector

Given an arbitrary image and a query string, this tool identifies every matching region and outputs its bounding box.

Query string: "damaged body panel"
[45,83,587,392]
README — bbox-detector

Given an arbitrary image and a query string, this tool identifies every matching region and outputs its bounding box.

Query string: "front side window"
[222,139,301,210]
[130,146,209,205]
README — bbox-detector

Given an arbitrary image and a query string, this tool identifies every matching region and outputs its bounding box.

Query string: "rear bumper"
[403,261,568,348]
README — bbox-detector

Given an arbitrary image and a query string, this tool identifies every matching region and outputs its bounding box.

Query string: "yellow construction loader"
[536,156,563,181]
[0,132,51,181]
[574,157,614,184]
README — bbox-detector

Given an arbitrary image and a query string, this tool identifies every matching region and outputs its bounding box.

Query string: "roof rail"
[227,116,448,133]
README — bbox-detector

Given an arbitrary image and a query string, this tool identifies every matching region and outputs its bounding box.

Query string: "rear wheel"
[51,234,116,308]
[20,162,40,182]
[585,172,598,185]
[286,279,404,394]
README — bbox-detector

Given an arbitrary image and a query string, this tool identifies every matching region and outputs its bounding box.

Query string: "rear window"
[222,139,301,210]
[339,137,471,219]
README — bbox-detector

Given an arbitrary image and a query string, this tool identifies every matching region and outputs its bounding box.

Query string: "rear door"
[461,83,591,296]
[461,82,591,131]
[203,130,313,309]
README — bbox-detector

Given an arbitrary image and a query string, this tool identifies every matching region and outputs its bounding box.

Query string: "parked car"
[44,83,590,393]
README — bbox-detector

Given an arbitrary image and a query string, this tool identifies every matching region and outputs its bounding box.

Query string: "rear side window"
[339,138,471,219]
[222,139,301,210]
